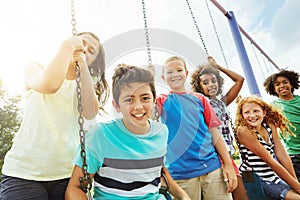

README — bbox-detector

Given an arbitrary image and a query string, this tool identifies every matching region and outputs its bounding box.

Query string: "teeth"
[134,114,144,117]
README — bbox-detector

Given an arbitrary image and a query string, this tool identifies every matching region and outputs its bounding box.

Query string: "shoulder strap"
[234,127,253,171]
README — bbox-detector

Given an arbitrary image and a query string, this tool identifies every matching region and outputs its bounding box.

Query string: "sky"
[0,0,299,118]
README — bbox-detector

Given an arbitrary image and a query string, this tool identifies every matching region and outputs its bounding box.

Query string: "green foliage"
[232,150,241,165]
[0,80,22,179]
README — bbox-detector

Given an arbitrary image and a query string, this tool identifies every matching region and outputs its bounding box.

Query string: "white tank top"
[2,80,80,181]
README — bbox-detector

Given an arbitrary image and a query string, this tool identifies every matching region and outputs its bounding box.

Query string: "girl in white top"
[0,32,109,200]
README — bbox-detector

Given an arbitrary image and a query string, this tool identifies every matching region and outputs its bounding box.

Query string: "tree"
[0,80,22,179]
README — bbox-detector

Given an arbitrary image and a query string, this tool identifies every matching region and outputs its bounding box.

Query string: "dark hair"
[77,32,109,111]
[190,63,224,96]
[263,69,299,97]
[112,64,156,105]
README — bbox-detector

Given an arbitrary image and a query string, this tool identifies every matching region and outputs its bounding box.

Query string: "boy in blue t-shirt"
[66,64,190,200]
[156,56,237,199]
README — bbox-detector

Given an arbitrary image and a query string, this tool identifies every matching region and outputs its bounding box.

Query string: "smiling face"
[241,102,266,129]
[113,82,154,134]
[199,73,219,99]
[162,59,188,92]
[273,76,293,100]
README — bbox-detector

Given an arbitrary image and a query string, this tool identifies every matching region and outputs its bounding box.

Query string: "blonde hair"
[235,95,295,138]
[163,56,187,73]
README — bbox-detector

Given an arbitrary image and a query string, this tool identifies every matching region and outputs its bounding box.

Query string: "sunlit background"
[0,0,299,121]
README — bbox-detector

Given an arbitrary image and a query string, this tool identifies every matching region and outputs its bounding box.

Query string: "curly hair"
[190,63,224,96]
[112,64,156,105]
[263,69,299,97]
[234,95,295,138]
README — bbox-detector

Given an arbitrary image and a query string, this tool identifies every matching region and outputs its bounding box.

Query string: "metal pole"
[227,11,261,96]
[209,0,280,71]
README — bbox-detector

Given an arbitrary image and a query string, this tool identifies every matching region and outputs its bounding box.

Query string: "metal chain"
[141,0,152,65]
[75,62,92,198]
[205,0,235,139]
[185,0,209,56]
[71,0,77,36]
[250,42,266,79]
[71,0,92,198]
[141,0,160,122]
[205,0,229,68]
[227,111,240,159]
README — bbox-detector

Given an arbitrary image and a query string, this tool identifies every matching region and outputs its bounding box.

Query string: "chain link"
[71,0,92,197]
[141,0,160,122]
[141,0,152,65]
[185,0,209,56]
[75,62,93,195]
[71,0,77,36]
[204,0,229,68]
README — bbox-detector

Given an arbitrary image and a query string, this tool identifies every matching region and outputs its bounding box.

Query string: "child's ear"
[161,75,165,81]
[263,110,267,117]
[112,100,121,112]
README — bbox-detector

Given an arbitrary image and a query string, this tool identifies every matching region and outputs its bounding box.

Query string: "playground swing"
[141,1,172,199]
[71,0,99,199]
[250,41,269,80]
[185,0,266,199]
[71,0,170,199]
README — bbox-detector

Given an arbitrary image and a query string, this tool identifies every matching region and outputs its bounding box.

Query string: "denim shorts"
[0,174,69,200]
[261,180,290,200]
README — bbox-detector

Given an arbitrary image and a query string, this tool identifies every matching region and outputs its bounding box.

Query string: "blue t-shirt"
[74,118,168,200]
[156,91,222,180]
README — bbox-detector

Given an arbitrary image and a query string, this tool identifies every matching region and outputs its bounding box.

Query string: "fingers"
[207,56,217,66]
[63,36,86,53]
[226,175,237,193]
[72,51,87,66]
[222,169,238,193]
[73,37,85,52]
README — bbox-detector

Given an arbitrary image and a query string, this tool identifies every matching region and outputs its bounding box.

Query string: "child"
[156,56,237,200]
[190,56,248,200]
[264,69,300,181]
[65,64,190,200]
[235,95,300,200]
[0,32,109,200]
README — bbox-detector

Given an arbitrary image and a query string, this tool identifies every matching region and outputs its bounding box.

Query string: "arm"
[237,126,300,191]
[208,56,244,106]
[271,124,297,179]
[153,95,167,120]
[24,36,85,94]
[73,52,99,119]
[162,167,191,200]
[209,127,237,193]
[65,165,95,200]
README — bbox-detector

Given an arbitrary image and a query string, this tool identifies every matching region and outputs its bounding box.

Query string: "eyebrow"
[121,93,151,99]
[121,95,134,99]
